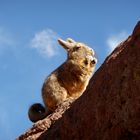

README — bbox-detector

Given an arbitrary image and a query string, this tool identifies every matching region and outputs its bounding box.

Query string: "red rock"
[17,21,140,140]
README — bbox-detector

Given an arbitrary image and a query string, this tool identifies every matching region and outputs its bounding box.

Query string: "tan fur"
[28,38,97,122]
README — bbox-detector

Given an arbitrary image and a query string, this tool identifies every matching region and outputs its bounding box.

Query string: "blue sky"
[0,0,139,139]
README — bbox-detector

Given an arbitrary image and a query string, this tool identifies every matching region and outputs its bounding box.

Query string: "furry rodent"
[28,38,97,122]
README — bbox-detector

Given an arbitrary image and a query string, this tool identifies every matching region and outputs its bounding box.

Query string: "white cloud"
[0,28,16,55]
[30,29,60,58]
[106,31,128,53]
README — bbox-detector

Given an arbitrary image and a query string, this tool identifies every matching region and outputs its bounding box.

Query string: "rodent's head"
[58,38,97,72]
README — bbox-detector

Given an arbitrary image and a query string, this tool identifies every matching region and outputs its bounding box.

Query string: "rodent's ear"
[66,38,76,43]
[58,38,75,50]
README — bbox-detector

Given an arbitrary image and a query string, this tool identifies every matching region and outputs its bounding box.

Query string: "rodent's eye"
[84,59,88,65]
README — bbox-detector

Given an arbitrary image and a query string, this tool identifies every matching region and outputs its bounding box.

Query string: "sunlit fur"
[28,38,97,122]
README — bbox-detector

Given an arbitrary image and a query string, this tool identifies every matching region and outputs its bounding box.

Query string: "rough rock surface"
[17,98,75,140]
[17,21,140,140]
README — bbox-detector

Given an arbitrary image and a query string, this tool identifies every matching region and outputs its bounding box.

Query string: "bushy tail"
[28,103,50,123]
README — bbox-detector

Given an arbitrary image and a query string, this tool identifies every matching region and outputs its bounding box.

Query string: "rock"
[17,98,75,140]
[17,21,140,140]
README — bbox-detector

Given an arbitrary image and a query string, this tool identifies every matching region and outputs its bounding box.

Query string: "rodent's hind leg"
[43,89,68,112]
